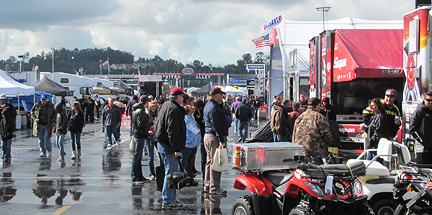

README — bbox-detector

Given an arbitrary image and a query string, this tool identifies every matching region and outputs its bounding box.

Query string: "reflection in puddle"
[31,175,86,206]
[0,172,16,202]
[102,149,121,173]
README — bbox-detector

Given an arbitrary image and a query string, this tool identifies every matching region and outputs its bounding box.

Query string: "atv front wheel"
[288,206,313,215]
[231,195,254,215]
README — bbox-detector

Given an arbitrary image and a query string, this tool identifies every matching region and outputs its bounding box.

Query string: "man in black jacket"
[0,94,16,163]
[126,95,139,136]
[131,95,150,184]
[154,87,186,210]
[235,98,253,143]
[410,91,432,164]
[204,88,229,195]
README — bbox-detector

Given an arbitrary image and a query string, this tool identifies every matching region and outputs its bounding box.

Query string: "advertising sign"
[246,64,265,70]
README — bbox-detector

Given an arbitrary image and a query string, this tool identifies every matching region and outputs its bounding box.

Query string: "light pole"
[316,7,331,31]
[99,60,102,78]
[72,56,75,74]
[51,47,55,73]
[18,55,24,72]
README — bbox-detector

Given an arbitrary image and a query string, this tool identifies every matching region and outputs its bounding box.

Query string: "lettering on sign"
[339,128,355,133]
[334,57,347,70]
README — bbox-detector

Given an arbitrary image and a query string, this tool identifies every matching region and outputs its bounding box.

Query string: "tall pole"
[108,57,110,75]
[72,56,75,74]
[315,7,331,31]
[51,48,55,73]
[99,60,102,78]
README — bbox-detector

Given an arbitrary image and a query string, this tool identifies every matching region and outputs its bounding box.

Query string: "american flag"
[252,28,278,48]
[102,60,109,66]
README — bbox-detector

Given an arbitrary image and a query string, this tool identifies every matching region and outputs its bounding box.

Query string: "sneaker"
[57,157,65,163]
[209,189,227,195]
[149,175,156,181]
[106,144,113,149]
[47,153,52,157]
[237,138,242,143]
[162,200,183,210]
[39,153,46,158]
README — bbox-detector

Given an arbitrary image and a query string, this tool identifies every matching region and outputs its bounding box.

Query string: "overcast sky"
[0,0,414,67]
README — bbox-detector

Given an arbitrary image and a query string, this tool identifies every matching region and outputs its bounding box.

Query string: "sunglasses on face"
[425,99,432,102]
[385,94,395,98]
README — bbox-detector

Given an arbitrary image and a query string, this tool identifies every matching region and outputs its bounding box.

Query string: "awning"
[332,29,404,82]
[33,76,73,96]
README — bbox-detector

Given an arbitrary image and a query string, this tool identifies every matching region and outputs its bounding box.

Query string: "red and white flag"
[252,28,278,48]
[102,60,109,67]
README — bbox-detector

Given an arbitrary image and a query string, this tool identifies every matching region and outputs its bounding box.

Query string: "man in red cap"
[203,87,229,195]
[154,87,187,209]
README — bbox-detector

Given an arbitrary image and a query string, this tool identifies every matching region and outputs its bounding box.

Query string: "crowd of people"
[3,84,432,210]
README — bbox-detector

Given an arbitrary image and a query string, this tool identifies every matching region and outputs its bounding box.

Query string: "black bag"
[167,156,187,189]
[156,165,165,192]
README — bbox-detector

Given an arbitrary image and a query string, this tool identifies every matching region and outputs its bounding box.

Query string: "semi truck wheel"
[231,195,254,215]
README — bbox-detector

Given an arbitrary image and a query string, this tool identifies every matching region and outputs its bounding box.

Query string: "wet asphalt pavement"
[0,118,261,215]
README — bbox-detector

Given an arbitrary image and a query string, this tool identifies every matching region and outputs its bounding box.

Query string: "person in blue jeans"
[155,87,187,210]
[147,101,158,179]
[31,95,56,158]
[131,95,151,184]
[55,102,69,162]
[102,97,122,148]
[0,94,16,163]
[68,101,85,160]
[235,98,253,143]
[181,105,201,186]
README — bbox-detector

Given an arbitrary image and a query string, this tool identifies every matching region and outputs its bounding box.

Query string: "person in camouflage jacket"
[292,98,333,162]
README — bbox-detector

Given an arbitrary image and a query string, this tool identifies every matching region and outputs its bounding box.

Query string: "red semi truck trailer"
[309,29,404,148]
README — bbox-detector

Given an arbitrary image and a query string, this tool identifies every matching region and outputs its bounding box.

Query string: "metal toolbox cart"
[233,142,303,171]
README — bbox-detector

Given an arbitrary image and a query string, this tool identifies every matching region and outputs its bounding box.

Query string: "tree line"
[0,47,268,87]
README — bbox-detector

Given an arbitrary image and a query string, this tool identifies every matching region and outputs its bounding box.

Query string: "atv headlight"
[353,179,362,195]
[304,182,325,196]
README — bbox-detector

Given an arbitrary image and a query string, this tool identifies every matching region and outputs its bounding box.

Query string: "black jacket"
[131,103,150,138]
[0,103,16,141]
[126,98,138,117]
[204,99,229,143]
[367,113,391,149]
[67,110,85,133]
[55,103,69,135]
[235,102,253,123]
[154,99,186,153]
[410,103,432,151]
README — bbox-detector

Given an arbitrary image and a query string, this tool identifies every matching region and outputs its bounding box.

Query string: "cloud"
[0,0,416,65]
[218,46,239,56]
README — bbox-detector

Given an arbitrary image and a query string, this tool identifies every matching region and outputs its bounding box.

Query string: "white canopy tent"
[223,86,245,96]
[0,69,35,95]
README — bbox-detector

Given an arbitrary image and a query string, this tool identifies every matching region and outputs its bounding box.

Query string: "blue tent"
[8,91,54,111]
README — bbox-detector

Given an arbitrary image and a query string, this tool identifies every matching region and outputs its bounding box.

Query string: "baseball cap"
[0,94,6,100]
[139,95,149,103]
[242,98,247,102]
[40,95,47,100]
[170,87,186,96]
[308,98,321,107]
[210,88,225,96]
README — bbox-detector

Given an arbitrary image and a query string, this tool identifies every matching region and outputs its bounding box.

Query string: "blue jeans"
[181,147,198,179]
[38,125,52,154]
[233,116,237,131]
[160,153,180,204]
[56,134,65,159]
[132,137,146,181]
[200,142,206,180]
[106,125,119,144]
[129,119,134,136]
[70,132,81,151]
[366,151,389,168]
[238,121,249,142]
[1,139,12,160]
[145,139,156,177]
[273,133,288,142]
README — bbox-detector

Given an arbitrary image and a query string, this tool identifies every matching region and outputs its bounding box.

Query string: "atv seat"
[299,161,366,178]
[262,171,293,186]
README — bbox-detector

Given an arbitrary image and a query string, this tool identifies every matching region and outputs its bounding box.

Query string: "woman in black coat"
[366,98,391,162]
[55,102,68,162]
[68,101,85,160]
